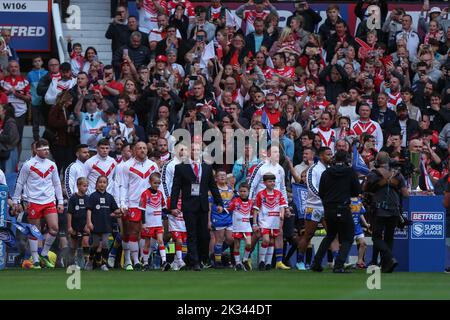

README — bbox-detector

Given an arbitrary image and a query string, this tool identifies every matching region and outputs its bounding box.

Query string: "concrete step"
[63,31,109,39]
[63,23,110,31]
[62,37,111,46]
[62,16,111,25]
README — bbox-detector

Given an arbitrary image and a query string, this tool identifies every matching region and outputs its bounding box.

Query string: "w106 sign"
[411,212,445,240]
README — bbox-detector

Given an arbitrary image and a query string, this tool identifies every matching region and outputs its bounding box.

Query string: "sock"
[29,237,39,263]
[129,236,139,265]
[139,239,146,258]
[332,250,339,262]
[259,242,268,263]
[265,245,274,265]
[327,249,333,263]
[142,249,150,265]
[243,247,251,261]
[101,249,109,265]
[175,244,183,262]
[275,248,283,263]
[95,251,102,266]
[214,244,223,264]
[306,247,313,265]
[233,251,241,264]
[182,242,187,259]
[297,252,305,264]
[40,234,56,257]
[89,248,96,262]
[159,245,166,263]
[122,237,131,266]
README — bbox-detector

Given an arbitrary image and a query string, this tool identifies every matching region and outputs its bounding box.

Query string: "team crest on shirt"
[96,205,100,210]
[100,198,105,204]
[79,199,84,205]
[75,205,79,210]
[31,209,35,214]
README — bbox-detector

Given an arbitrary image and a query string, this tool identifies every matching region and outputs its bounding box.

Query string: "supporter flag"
[421,159,435,191]
[261,110,272,137]
[200,41,216,69]
[292,183,308,219]
[225,9,238,28]
[12,221,44,240]
[0,226,16,247]
[352,145,370,175]
[266,56,274,69]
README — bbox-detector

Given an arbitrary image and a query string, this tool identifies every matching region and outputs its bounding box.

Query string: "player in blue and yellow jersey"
[209,169,235,268]
[350,196,370,269]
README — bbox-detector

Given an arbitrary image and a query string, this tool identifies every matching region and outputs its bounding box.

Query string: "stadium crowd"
[0,0,450,273]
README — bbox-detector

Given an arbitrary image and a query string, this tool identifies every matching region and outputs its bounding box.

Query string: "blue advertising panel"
[0,184,9,270]
[0,0,51,52]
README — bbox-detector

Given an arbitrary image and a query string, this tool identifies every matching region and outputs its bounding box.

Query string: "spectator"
[113,32,151,76]
[105,5,130,54]
[395,14,420,61]
[48,91,77,174]
[286,1,321,34]
[0,60,31,141]
[0,103,19,173]
[27,55,48,141]
[136,0,168,34]
[0,29,19,70]
[245,18,272,56]
[187,6,216,43]
[44,62,76,106]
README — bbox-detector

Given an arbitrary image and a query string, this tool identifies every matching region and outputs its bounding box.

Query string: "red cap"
[156,55,168,63]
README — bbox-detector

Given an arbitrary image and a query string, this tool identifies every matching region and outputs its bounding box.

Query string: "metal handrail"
[52,2,66,62]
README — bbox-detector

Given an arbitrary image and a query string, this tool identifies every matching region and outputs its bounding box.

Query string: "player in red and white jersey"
[84,139,117,196]
[167,0,195,19]
[235,0,278,35]
[351,104,384,151]
[266,53,295,81]
[252,173,287,271]
[136,0,168,34]
[112,142,133,202]
[227,183,253,271]
[312,111,336,154]
[161,143,189,270]
[118,141,159,270]
[0,61,31,123]
[138,172,171,271]
[12,139,64,269]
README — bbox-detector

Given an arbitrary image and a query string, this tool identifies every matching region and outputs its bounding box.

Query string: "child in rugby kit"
[253,173,288,271]
[209,170,234,268]
[139,172,170,271]
[350,196,370,269]
[227,183,253,271]
[86,176,121,271]
[67,177,90,267]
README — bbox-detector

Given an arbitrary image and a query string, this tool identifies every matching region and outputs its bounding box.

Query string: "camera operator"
[363,151,409,273]
[310,151,361,273]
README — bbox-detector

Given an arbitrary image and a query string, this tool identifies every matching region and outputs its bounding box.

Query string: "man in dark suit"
[390,103,420,147]
[170,142,224,271]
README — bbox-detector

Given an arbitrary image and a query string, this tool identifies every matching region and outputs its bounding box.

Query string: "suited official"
[170,142,224,271]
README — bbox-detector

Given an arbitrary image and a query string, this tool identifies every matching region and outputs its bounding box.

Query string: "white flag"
[200,41,215,68]
[226,9,237,28]
[266,56,274,69]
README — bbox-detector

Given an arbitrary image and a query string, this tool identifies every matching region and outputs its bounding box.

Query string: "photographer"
[363,151,409,273]
[310,150,361,273]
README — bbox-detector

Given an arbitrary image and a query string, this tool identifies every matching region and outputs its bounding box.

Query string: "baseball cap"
[429,7,442,14]
[155,55,168,63]
[396,102,408,111]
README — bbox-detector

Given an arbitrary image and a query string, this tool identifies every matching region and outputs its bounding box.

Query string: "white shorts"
[214,225,233,231]
[304,207,324,223]
[354,233,365,241]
